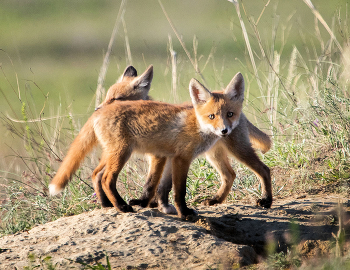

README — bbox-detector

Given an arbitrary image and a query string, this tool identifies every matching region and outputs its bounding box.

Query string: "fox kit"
[49,72,244,218]
[93,66,272,213]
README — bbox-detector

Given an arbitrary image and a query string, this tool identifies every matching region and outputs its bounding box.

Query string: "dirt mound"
[0,194,349,269]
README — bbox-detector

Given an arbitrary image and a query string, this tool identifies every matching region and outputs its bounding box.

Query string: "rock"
[0,207,256,269]
[298,240,332,258]
[0,195,347,269]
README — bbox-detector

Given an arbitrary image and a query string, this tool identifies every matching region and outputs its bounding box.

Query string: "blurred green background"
[0,0,347,160]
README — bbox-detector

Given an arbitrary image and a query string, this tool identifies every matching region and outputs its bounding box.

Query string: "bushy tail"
[49,118,98,195]
[247,119,272,154]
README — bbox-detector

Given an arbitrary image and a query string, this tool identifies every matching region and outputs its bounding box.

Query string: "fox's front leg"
[172,156,197,219]
[151,159,177,214]
[129,155,167,208]
[225,134,272,208]
[203,144,236,206]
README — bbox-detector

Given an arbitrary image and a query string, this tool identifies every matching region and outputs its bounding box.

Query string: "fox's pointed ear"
[116,66,138,83]
[224,72,244,102]
[189,78,212,105]
[133,65,153,89]
[123,66,138,78]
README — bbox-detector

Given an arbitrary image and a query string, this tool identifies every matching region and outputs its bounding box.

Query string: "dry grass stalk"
[302,0,343,55]
[95,0,127,108]
[122,15,133,66]
[227,0,264,102]
[168,35,178,103]
[158,0,207,86]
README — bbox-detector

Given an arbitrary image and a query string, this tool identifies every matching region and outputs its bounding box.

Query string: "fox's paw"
[148,199,158,208]
[101,201,114,208]
[179,208,198,219]
[256,196,273,208]
[158,204,177,215]
[129,199,149,208]
[202,198,220,206]
[118,204,134,213]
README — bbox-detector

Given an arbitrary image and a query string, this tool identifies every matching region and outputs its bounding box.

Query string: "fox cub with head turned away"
[49,67,245,218]
[92,66,272,214]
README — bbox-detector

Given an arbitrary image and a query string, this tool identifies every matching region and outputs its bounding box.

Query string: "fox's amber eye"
[209,114,215,120]
[227,112,234,118]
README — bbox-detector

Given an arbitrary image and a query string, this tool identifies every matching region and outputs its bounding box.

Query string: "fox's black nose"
[221,128,228,135]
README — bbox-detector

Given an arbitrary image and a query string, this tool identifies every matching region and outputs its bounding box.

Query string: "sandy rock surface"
[0,194,348,269]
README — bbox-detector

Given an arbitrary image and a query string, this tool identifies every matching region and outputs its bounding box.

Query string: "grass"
[0,0,350,268]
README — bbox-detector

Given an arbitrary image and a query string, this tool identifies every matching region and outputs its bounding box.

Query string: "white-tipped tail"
[49,184,63,196]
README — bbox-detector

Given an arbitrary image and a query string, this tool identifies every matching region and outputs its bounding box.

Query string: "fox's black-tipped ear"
[189,78,212,105]
[116,66,138,83]
[225,72,245,101]
[133,65,153,89]
[123,66,138,78]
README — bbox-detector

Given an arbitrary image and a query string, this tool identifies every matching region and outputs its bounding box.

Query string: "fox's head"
[189,72,244,137]
[95,65,153,110]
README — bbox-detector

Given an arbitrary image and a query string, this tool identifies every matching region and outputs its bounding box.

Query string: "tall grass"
[0,99,98,234]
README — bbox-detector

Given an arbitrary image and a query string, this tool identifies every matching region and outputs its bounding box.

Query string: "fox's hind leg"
[92,152,106,180]
[203,143,236,206]
[92,166,114,208]
[92,153,113,207]
[129,155,167,208]
[101,147,133,213]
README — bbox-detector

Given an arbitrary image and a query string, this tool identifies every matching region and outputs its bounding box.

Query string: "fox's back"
[95,100,184,132]
[93,100,200,155]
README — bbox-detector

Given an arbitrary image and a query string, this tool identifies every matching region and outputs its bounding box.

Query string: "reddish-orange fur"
[49,119,97,195]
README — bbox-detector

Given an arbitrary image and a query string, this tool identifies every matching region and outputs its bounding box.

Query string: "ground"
[0,193,349,269]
